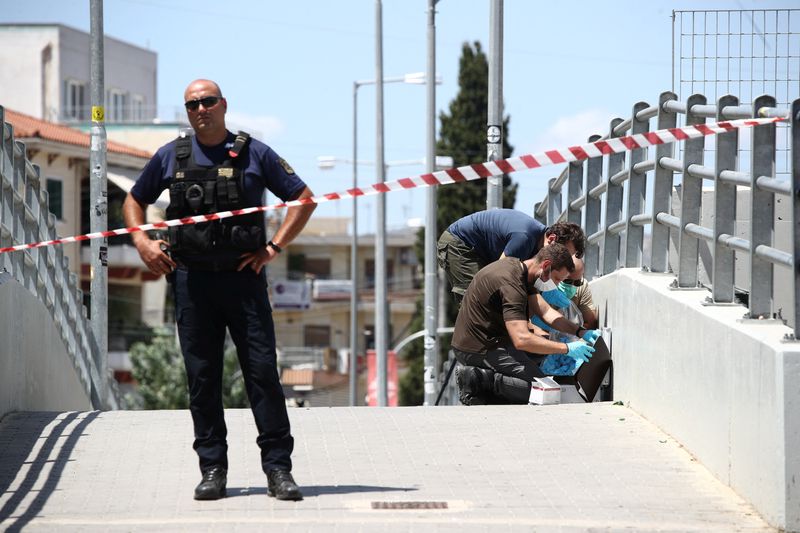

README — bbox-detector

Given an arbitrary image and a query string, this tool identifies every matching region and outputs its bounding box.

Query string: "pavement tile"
[0,404,777,532]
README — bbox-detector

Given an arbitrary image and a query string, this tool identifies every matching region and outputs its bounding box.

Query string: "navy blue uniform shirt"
[132,131,307,207]
[448,209,546,261]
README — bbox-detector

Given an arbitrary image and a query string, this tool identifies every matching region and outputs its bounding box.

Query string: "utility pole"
[89,0,108,408]
[350,82,360,406]
[423,0,439,406]
[486,0,504,209]
[375,0,389,406]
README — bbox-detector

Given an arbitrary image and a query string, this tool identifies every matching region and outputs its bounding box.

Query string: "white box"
[529,376,561,405]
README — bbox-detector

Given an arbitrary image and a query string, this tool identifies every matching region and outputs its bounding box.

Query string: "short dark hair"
[545,222,585,258]
[535,242,574,273]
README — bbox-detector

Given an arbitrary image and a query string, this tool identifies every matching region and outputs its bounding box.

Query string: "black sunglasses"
[184,96,221,111]
[562,278,584,287]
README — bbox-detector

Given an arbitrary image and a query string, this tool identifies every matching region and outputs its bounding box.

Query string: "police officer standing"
[123,79,315,501]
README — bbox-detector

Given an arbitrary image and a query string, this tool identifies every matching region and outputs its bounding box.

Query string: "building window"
[131,94,145,122]
[304,325,330,347]
[45,178,63,220]
[64,79,87,121]
[364,259,395,289]
[106,89,128,123]
[304,258,331,279]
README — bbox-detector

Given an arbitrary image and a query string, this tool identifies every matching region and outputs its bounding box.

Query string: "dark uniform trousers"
[436,230,490,304]
[453,344,546,404]
[172,267,293,474]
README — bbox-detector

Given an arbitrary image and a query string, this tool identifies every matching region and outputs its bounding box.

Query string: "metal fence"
[672,9,799,185]
[534,93,799,339]
[0,105,118,409]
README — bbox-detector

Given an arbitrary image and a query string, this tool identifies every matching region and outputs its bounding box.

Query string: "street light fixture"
[317,151,449,407]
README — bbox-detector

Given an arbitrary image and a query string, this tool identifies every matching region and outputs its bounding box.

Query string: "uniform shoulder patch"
[278,158,296,175]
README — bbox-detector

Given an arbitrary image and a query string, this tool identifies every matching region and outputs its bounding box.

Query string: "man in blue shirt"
[437,209,585,305]
[123,79,315,502]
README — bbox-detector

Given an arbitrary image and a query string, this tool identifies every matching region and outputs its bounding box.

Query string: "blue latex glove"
[541,289,571,309]
[581,329,601,345]
[539,354,582,376]
[530,315,553,332]
[565,341,595,363]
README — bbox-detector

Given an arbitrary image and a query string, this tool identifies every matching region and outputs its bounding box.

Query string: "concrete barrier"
[591,268,799,532]
[0,274,91,418]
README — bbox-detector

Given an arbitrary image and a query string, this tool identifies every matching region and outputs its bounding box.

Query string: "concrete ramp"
[590,269,799,531]
[0,405,774,532]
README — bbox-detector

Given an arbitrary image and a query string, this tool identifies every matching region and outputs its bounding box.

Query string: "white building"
[0,23,158,125]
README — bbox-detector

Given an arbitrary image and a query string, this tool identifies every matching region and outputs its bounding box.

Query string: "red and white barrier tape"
[0,116,785,255]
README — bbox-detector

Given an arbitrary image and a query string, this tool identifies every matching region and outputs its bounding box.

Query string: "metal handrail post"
[566,158,583,226]
[624,101,650,267]
[602,118,625,274]
[650,91,678,272]
[12,140,24,283]
[546,177,561,226]
[747,94,777,318]
[677,94,707,288]
[792,98,800,339]
[533,202,546,225]
[584,134,603,279]
[0,109,9,275]
[711,95,739,302]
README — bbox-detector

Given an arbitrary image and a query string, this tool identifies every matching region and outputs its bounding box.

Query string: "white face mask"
[534,276,558,293]
[533,266,558,292]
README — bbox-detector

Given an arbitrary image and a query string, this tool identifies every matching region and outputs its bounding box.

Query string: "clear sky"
[0,0,794,234]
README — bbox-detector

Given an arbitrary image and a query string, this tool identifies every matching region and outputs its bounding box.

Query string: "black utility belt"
[173,256,243,272]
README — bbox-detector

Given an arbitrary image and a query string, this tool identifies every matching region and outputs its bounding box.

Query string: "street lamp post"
[424,0,438,406]
[318,154,451,406]
[350,71,430,406]
[486,0,504,209]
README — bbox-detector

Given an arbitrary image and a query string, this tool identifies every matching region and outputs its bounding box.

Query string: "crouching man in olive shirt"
[451,243,595,405]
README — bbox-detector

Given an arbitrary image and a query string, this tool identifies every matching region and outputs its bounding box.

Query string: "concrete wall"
[0,274,92,418]
[591,268,799,532]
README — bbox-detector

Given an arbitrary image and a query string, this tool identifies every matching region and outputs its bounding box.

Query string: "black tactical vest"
[165,132,266,270]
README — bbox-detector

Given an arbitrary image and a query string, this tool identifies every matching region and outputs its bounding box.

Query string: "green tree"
[398,299,424,406]
[128,329,250,409]
[399,41,517,405]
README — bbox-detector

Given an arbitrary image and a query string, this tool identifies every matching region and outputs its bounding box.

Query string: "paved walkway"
[0,404,774,532]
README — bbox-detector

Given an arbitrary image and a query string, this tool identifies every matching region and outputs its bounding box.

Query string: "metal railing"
[0,105,118,409]
[277,347,329,370]
[534,93,799,339]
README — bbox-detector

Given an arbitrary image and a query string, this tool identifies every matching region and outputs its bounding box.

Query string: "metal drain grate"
[371,501,448,510]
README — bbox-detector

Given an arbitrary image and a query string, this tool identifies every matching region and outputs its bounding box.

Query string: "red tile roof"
[3,108,153,159]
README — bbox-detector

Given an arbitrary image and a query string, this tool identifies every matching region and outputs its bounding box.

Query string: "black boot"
[194,465,227,500]
[267,469,303,501]
[455,366,494,405]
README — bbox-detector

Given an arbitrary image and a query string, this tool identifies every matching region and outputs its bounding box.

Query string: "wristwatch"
[267,240,283,254]
[575,326,586,338]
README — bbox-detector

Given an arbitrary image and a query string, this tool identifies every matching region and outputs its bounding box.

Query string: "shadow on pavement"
[0,411,99,532]
[227,485,417,498]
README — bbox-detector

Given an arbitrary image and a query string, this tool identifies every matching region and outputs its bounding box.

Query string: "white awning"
[107,171,169,210]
